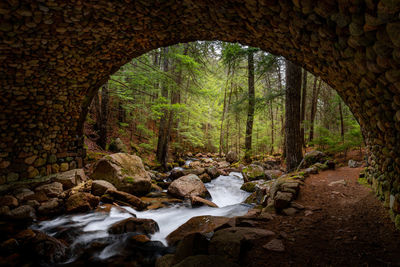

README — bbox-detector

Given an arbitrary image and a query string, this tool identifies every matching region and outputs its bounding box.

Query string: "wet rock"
[130,234,151,244]
[166,215,231,246]
[0,195,18,208]
[274,192,293,210]
[108,217,159,235]
[304,150,327,167]
[241,182,256,192]
[168,174,211,199]
[15,230,66,264]
[101,189,147,210]
[226,151,238,163]
[263,238,285,252]
[35,182,63,198]
[37,198,62,215]
[264,170,282,180]
[190,195,218,208]
[199,173,211,183]
[52,168,85,189]
[242,164,265,182]
[174,233,210,263]
[206,166,219,179]
[65,192,99,213]
[91,153,152,196]
[8,205,36,221]
[91,180,117,196]
[209,227,275,262]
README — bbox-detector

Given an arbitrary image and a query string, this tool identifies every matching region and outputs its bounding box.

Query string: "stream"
[31,172,251,264]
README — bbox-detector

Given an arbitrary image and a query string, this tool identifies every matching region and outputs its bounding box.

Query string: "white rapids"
[32,172,251,260]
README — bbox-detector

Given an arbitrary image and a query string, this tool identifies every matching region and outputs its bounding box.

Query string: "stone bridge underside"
[0,1,400,222]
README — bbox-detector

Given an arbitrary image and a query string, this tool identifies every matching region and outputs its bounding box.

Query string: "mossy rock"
[244,192,257,204]
[242,164,265,182]
[108,138,128,153]
[313,162,328,171]
[240,182,256,192]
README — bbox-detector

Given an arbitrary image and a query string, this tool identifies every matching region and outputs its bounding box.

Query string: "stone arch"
[1,1,400,217]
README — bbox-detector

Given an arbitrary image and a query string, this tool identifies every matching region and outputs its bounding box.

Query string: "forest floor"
[245,167,400,267]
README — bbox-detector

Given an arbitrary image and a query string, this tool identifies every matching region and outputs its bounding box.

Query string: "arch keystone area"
[0,1,400,225]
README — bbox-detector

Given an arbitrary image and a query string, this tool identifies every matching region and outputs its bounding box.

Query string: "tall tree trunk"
[98,83,109,150]
[309,77,322,142]
[339,98,345,142]
[219,83,228,156]
[245,50,255,162]
[285,60,303,172]
[300,68,307,148]
[156,47,170,169]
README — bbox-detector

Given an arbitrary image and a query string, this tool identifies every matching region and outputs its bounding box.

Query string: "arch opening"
[0,1,400,227]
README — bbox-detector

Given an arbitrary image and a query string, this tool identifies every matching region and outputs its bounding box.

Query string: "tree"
[244,49,255,162]
[285,60,302,171]
[300,68,307,147]
[309,77,322,142]
[98,83,109,149]
[156,47,170,169]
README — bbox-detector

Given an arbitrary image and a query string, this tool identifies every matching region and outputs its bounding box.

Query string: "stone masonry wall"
[0,0,400,224]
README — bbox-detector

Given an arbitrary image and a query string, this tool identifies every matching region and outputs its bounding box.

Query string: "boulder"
[209,227,275,262]
[108,137,128,153]
[35,182,63,198]
[199,173,211,183]
[304,150,327,167]
[101,189,147,210]
[8,205,36,221]
[206,166,219,179]
[242,164,265,182]
[65,192,99,213]
[174,233,210,263]
[37,198,62,215]
[168,174,211,199]
[190,196,218,208]
[264,170,283,180]
[304,166,318,175]
[226,151,238,163]
[274,191,293,210]
[14,230,66,264]
[91,180,117,196]
[169,168,185,180]
[218,161,230,168]
[0,195,18,208]
[90,153,152,196]
[166,215,231,245]
[52,168,86,189]
[24,191,49,202]
[108,217,159,235]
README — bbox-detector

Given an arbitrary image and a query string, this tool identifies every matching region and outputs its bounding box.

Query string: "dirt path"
[247,167,400,267]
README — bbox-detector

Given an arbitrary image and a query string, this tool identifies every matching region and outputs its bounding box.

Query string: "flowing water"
[32,172,251,263]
